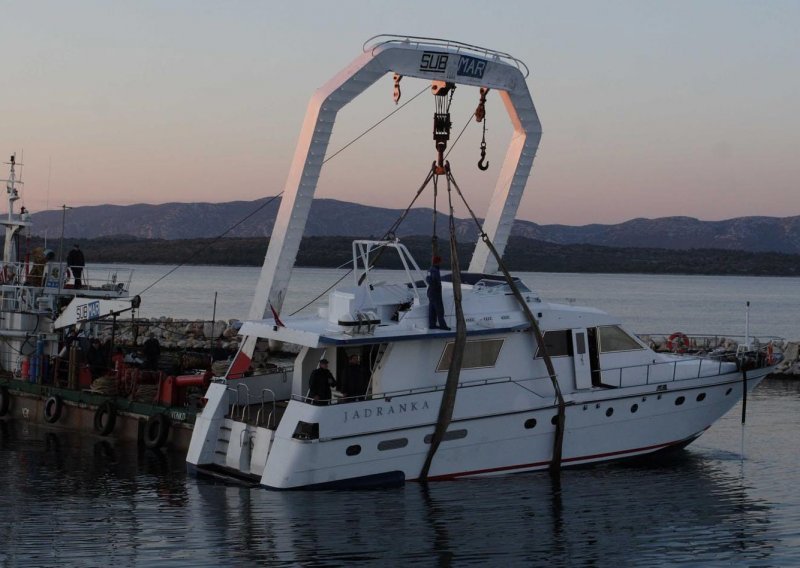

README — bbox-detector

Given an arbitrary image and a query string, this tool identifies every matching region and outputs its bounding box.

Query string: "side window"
[575,332,586,355]
[437,339,504,372]
[598,326,645,353]
[535,330,573,358]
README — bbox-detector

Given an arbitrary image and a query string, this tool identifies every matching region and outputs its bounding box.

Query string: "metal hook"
[478,141,489,171]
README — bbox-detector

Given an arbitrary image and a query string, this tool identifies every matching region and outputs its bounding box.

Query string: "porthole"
[551,415,559,425]
[696,393,706,402]
[631,404,639,413]
[524,418,537,429]
[725,388,732,396]
[346,445,361,456]
[675,396,685,406]
[377,438,408,451]
[605,408,614,417]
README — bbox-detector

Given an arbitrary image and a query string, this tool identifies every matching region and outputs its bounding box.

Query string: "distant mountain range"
[28,198,800,254]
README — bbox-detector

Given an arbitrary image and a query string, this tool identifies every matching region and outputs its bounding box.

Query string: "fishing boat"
[186,35,780,489]
[0,154,207,449]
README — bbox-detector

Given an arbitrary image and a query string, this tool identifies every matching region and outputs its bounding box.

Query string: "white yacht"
[186,36,778,489]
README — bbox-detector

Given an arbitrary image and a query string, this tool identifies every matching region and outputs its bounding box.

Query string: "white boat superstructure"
[0,154,136,378]
[186,36,778,489]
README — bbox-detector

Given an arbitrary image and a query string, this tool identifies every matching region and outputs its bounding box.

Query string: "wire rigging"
[138,83,430,300]
[322,85,429,165]
[136,192,283,297]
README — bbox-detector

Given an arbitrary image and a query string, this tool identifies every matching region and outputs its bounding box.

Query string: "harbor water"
[2,266,800,566]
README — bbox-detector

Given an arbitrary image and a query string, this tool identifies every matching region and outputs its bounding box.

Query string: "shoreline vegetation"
[17,235,800,276]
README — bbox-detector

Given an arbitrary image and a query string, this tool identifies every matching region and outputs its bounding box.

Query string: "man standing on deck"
[426,256,449,330]
[67,244,85,289]
[143,333,161,371]
[308,358,336,405]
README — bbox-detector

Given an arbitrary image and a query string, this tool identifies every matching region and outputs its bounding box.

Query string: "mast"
[0,154,32,265]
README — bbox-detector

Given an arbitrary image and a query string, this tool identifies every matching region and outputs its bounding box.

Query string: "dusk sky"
[3,1,798,226]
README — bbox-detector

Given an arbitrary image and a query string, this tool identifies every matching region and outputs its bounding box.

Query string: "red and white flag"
[269,302,285,327]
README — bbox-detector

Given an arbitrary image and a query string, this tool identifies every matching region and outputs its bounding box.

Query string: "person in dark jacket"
[67,244,86,288]
[308,359,336,405]
[426,256,449,330]
[143,333,161,371]
[87,338,106,379]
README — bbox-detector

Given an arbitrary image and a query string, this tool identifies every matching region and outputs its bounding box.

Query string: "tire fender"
[143,413,170,449]
[43,395,63,424]
[94,402,117,436]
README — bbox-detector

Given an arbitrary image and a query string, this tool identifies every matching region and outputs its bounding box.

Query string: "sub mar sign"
[76,300,100,322]
[419,51,488,80]
[419,51,448,73]
[456,55,487,79]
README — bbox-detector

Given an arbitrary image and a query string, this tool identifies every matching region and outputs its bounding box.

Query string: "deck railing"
[0,261,133,296]
[290,349,773,406]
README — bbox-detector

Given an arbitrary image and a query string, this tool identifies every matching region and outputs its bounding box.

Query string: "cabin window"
[598,326,644,353]
[292,421,319,440]
[436,339,504,372]
[423,429,468,444]
[378,438,409,451]
[535,330,573,358]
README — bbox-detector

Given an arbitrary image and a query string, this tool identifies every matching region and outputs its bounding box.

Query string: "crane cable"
[137,85,430,299]
[293,166,436,315]
[323,85,429,165]
[136,192,284,297]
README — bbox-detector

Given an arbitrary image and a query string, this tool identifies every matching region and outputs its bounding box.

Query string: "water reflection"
[0,408,795,566]
[183,453,777,566]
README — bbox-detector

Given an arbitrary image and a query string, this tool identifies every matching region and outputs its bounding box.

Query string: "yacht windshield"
[473,278,532,294]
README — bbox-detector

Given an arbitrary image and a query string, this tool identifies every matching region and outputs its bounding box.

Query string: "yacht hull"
[188,367,768,490]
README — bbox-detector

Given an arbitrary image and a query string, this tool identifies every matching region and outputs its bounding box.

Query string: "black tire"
[0,386,9,417]
[94,402,117,436]
[144,413,170,449]
[43,395,63,423]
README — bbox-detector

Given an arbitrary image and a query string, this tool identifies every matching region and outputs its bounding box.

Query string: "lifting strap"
[432,173,440,258]
[420,161,466,481]
[448,168,566,473]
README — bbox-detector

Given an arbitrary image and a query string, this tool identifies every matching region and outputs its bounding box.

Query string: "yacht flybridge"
[186,36,778,489]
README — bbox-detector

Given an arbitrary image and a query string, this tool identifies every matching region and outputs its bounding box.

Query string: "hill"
[28,198,800,254]
[21,235,800,277]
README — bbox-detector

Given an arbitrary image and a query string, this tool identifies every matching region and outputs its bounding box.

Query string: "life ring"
[0,386,9,417]
[43,395,63,423]
[667,332,690,353]
[143,413,171,449]
[94,401,117,436]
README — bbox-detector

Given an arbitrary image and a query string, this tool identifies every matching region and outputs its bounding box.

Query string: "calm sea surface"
[1,266,799,566]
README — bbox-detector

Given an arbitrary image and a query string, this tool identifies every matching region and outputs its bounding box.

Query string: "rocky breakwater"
[773,341,800,376]
[97,318,243,351]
